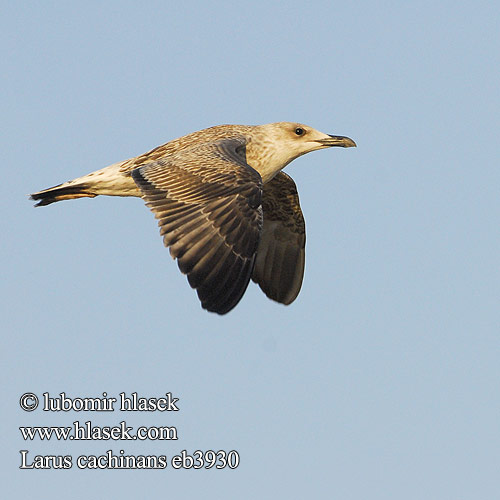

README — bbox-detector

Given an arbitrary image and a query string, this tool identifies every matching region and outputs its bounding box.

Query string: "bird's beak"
[316,135,357,148]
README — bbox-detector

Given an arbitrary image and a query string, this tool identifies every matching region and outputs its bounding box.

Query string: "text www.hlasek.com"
[20,421,176,441]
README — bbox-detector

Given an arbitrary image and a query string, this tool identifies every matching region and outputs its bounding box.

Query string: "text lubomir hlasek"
[42,392,179,412]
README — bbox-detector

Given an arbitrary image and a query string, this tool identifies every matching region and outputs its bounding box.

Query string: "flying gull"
[31,122,356,314]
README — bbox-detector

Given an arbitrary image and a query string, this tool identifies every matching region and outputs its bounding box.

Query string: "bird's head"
[268,121,356,154]
[248,122,356,182]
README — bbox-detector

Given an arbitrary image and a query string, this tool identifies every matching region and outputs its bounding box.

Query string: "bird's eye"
[295,127,305,136]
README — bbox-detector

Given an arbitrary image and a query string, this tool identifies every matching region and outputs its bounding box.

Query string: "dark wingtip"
[30,193,52,207]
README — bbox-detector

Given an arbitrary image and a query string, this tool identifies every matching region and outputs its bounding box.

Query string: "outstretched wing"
[252,171,306,305]
[132,138,263,314]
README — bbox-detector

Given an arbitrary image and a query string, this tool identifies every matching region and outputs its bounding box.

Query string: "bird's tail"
[29,160,140,206]
[30,183,97,206]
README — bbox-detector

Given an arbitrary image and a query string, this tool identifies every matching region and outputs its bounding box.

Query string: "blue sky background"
[3,1,499,498]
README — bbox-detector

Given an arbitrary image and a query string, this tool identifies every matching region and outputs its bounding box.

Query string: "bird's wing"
[131,138,263,314]
[252,171,306,305]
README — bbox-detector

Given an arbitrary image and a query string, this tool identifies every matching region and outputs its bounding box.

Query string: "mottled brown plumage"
[252,171,306,305]
[30,122,355,314]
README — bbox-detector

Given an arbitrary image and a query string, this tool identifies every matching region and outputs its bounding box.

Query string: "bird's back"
[118,124,254,174]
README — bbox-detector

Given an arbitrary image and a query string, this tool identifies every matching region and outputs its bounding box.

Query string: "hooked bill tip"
[325,135,357,148]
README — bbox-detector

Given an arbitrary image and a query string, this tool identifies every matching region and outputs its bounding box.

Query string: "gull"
[31,122,356,314]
